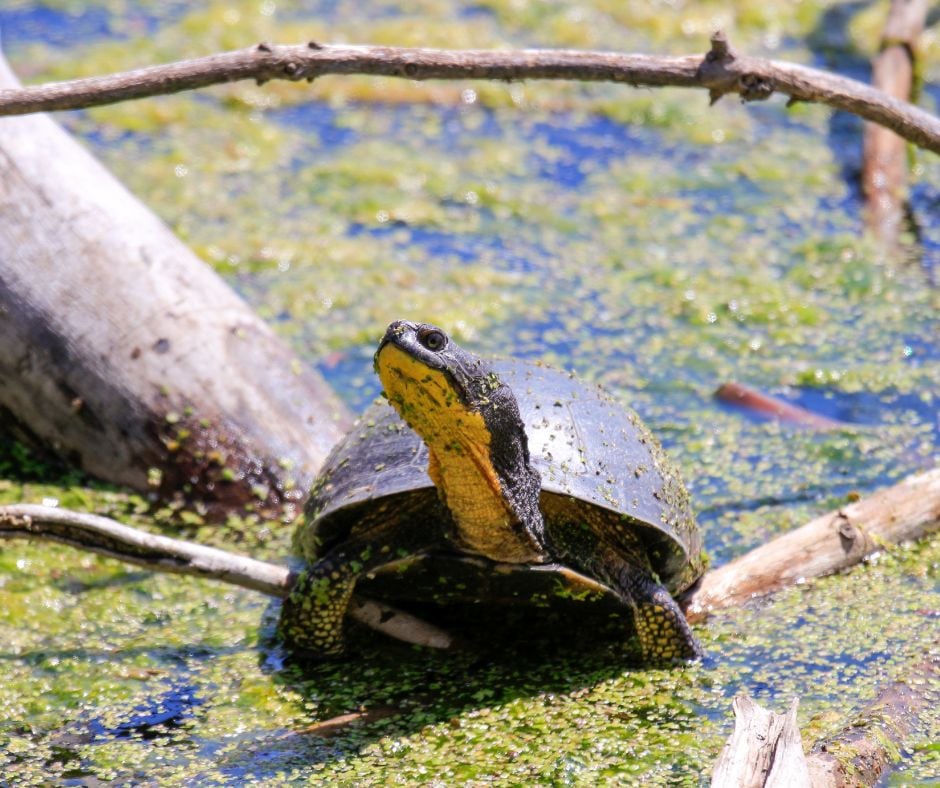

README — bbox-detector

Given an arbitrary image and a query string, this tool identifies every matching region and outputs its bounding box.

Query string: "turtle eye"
[419,328,447,352]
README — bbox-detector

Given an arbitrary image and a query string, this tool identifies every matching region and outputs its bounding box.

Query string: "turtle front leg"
[579,541,702,663]
[279,518,438,657]
[546,520,702,663]
[279,551,361,656]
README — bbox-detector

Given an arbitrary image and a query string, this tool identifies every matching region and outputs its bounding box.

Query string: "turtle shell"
[296,360,703,596]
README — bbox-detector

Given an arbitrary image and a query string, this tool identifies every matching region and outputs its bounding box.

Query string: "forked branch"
[1,33,938,154]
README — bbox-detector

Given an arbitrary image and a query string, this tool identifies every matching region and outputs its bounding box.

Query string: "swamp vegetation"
[1,0,939,783]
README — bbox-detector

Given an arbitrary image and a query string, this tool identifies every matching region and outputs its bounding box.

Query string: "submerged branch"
[715,382,849,431]
[1,34,939,154]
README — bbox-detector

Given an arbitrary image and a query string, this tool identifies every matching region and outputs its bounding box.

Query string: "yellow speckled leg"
[279,562,357,656]
[630,575,702,663]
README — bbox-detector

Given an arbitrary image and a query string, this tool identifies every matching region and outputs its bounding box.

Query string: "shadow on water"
[204,604,707,782]
[2,597,708,782]
[807,0,940,278]
[807,0,871,192]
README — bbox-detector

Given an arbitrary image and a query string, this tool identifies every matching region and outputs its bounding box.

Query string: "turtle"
[279,320,705,662]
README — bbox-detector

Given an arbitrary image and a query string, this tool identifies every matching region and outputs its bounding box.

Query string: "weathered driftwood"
[861,0,929,247]
[711,697,810,788]
[806,648,939,786]
[712,648,939,787]
[1,467,937,648]
[1,33,939,154]
[0,52,351,518]
[683,467,940,622]
[0,504,452,649]
[715,382,849,431]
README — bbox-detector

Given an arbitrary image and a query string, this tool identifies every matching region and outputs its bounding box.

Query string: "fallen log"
[0,51,351,519]
[806,647,939,786]
[861,0,929,248]
[1,467,937,648]
[1,33,939,154]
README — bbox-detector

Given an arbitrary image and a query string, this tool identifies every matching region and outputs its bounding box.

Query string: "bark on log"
[861,0,929,247]
[710,697,810,788]
[806,648,939,786]
[712,649,939,787]
[683,467,940,621]
[0,51,351,519]
[1,34,939,154]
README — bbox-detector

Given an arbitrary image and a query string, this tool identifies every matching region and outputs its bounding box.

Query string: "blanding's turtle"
[280,320,705,662]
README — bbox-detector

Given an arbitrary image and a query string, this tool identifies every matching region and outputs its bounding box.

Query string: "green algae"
[2,0,940,783]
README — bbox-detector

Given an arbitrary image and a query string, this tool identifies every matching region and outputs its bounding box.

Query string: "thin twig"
[0,504,292,595]
[3,466,938,646]
[1,34,939,154]
[0,504,453,649]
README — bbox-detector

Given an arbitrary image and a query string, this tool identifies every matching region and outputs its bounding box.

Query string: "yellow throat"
[375,343,541,563]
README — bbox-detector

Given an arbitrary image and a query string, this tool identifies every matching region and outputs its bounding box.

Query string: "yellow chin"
[375,344,464,437]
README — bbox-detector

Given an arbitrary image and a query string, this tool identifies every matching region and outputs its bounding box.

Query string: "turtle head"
[375,320,545,563]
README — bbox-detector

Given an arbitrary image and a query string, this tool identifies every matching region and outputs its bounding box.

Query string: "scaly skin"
[630,574,702,662]
[567,538,701,662]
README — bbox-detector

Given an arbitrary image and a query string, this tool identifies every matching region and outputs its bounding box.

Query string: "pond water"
[1,1,938,784]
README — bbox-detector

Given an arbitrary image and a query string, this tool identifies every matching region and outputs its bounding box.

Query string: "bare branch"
[1,35,939,154]
[0,504,453,650]
[1,466,937,650]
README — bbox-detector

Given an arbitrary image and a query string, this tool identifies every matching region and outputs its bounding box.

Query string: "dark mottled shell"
[298,361,702,591]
